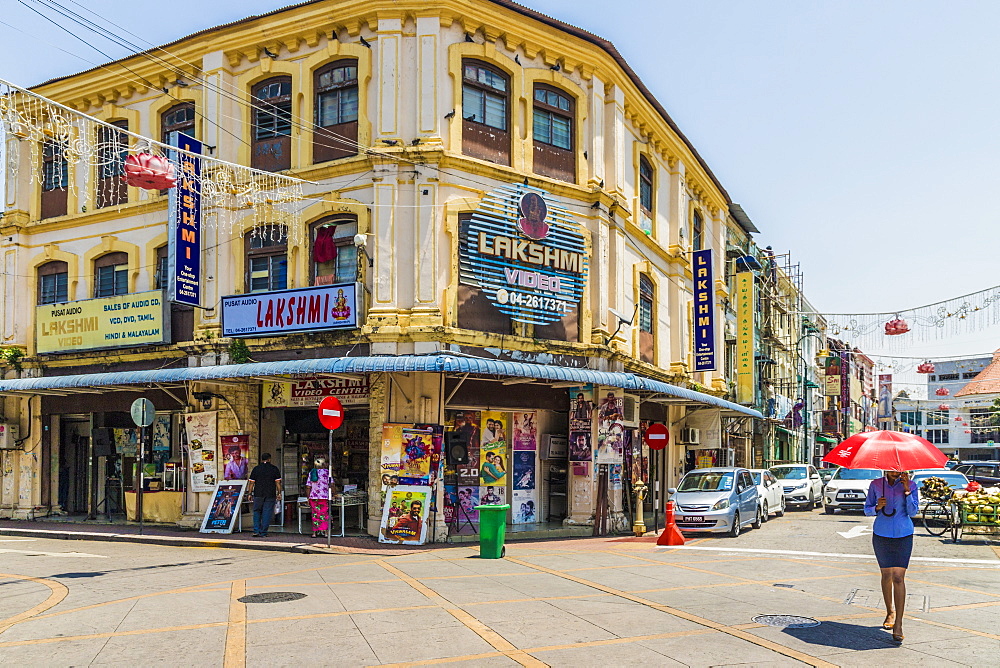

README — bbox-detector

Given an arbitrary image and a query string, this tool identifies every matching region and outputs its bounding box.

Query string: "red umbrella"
[821,430,948,471]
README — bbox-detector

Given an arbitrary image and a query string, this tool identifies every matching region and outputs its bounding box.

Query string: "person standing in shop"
[306,457,335,538]
[247,453,282,538]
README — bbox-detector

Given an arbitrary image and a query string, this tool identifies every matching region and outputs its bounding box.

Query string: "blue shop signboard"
[693,249,716,371]
[459,185,588,325]
[221,283,360,338]
[169,133,202,307]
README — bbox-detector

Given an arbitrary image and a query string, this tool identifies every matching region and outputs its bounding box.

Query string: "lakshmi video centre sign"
[692,249,716,371]
[262,376,370,408]
[221,283,359,337]
[36,290,168,354]
[459,185,588,325]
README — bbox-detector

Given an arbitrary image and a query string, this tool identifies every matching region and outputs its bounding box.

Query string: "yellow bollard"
[632,480,648,536]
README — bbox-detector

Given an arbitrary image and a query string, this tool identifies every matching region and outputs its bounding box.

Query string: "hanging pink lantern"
[938,404,949,411]
[916,362,935,373]
[964,430,971,434]
[124,153,177,190]
[936,387,950,396]
[954,416,963,422]
[963,423,969,427]
[884,318,911,335]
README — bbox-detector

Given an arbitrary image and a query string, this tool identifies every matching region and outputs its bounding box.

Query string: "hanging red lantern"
[938,404,949,411]
[963,423,969,427]
[916,362,935,373]
[124,153,177,190]
[884,318,911,335]
[936,387,950,396]
[954,416,963,421]
[964,430,972,434]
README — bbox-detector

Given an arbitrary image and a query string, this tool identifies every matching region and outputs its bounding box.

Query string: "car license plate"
[684,516,704,522]
[842,493,860,499]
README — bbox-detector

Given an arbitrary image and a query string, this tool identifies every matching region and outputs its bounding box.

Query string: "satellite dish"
[609,307,634,325]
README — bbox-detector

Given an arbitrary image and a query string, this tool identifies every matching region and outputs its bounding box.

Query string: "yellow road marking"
[223,581,246,668]
[0,573,69,634]
[376,560,547,668]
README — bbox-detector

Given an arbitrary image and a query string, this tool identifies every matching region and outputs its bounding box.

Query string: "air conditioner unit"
[622,394,640,428]
[679,427,700,445]
[0,423,21,449]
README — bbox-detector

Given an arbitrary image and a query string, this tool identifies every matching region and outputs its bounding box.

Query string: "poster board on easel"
[200,480,248,533]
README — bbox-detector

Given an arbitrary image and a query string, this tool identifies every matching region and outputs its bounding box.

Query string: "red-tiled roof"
[955,348,1000,396]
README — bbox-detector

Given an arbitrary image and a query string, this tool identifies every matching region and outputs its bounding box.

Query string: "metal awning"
[0,353,762,418]
[815,434,839,444]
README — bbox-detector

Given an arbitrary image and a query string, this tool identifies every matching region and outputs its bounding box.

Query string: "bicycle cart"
[919,477,958,537]
[952,501,1000,544]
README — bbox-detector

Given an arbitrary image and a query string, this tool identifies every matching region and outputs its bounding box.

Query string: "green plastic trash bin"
[474,504,510,558]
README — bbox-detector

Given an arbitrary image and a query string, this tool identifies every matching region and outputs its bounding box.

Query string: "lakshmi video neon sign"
[460,185,588,325]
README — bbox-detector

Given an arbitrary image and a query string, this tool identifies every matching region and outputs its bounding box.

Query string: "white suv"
[823,467,882,513]
[769,464,823,510]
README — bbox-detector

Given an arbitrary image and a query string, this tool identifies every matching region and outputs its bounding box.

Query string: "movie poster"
[381,424,405,478]
[199,480,247,533]
[569,386,594,462]
[480,411,508,486]
[379,486,430,544]
[443,486,458,524]
[185,412,218,492]
[513,451,536,490]
[399,427,433,483]
[220,434,250,480]
[512,411,537,451]
[595,388,625,465]
[455,484,480,523]
[513,490,537,524]
[447,410,481,486]
[479,484,507,506]
[569,431,592,462]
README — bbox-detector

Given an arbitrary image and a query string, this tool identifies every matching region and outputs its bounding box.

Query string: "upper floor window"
[246,225,287,293]
[252,77,292,171]
[638,274,655,363]
[162,103,196,145]
[314,61,359,163]
[461,60,510,166]
[312,217,358,285]
[532,85,574,182]
[926,409,949,426]
[155,245,169,290]
[639,157,654,214]
[40,140,68,219]
[38,260,68,305]
[692,210,704,251]
[94,252,128,298]
[97,121,129,209]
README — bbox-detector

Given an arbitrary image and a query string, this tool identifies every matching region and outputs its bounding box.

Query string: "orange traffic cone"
[656,500,686,546]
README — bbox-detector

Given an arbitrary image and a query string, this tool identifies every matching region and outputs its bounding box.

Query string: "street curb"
[0,527,327,554]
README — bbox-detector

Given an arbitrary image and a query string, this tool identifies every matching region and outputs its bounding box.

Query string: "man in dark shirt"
[247,453,282,537]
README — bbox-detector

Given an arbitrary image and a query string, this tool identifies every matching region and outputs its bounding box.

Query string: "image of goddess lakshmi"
[331,288,352,320]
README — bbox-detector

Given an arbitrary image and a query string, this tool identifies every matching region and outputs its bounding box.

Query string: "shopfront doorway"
[58,417,91,515]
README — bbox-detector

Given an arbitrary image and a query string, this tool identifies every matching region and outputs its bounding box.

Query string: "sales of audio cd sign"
[221,283,359,337]
[35,290,168,354]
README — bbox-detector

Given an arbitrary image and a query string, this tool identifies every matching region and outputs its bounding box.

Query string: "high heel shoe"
[881,612,895,630]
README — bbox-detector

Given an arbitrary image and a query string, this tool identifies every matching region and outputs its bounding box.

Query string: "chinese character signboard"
[35,291,169,353]
[169,133,201,306]
[459,185,588,325]
[221,283,359,337]
[693,249,716,371]
[735,271,755,403]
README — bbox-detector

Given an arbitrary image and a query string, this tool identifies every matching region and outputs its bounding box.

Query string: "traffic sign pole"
[317,396,345,549]
[327,427,333,549]
[130,398,155,535]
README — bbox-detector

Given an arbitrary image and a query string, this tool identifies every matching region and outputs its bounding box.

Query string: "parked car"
[819,467,838,490]
[954,462,1000,487]
[672,467,761,537]
[910,469,970,513]
[823,467,882,514]
[770,464,823,509]
[749,469,786,520]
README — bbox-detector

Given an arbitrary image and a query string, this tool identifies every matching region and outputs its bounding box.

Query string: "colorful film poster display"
[479,411,508,486]
[379,486,430,544]
[220,434,249,480]
[513,451,536,490]
[512,411,538,450]
[480,485,507,506]
[170,133,201,307]
[459,185,588,326]
[736,271,755,404]
[513,489,537,523]
[569,387,594,462]
[199,481,246,534]
[447,410,481,485]
[692,249,716,371]
[399,427,434,484]
[595,388,625,465]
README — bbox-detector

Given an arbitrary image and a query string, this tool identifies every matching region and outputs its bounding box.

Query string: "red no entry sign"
[644,423,669,450]
[317,395,344,431]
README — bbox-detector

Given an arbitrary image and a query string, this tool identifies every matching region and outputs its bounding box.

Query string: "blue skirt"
[872,533,913,569]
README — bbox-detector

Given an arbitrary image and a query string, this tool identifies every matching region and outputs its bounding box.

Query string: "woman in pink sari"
[306,458,333,537]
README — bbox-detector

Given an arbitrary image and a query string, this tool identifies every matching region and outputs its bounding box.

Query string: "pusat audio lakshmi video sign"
[459,185,588,325]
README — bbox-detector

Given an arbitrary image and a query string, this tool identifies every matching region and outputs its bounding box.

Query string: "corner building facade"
[0,0,761,537]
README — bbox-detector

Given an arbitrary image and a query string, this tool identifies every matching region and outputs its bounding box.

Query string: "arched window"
[38,260,68,305]
[532,84,575,182]
[40,140,68,219]
[638,274,655,363]
[245,225,287,292]
[314,60,359,163]
[162,103,195,145]
[692,210,704,251]
[94,252,129,298]
[461,60,510,166]
[252,77,292,171]
[638,156,654,235]
[311,216,358,285]
[97,120,129,208]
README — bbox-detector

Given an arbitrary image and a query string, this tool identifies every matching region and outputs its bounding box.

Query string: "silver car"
[672,467,761,537]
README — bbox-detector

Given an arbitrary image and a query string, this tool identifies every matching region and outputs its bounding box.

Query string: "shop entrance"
[58,418,91,515]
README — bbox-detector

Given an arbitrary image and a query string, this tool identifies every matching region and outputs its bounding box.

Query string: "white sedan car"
[750,469,786,520]
[770,464,824,509]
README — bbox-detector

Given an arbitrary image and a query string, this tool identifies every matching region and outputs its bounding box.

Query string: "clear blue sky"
[2,0,997,363]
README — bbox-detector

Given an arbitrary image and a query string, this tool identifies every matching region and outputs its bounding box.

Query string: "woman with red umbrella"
[823,430,945,644]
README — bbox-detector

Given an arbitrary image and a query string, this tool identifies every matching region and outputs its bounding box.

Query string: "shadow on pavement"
[782,621,899,651]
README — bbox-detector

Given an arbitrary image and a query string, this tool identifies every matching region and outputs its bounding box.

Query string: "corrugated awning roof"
[0,353,761,418]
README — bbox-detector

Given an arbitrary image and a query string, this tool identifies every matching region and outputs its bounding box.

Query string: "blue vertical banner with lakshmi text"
[169,133,202,306]
[693,249,716,371]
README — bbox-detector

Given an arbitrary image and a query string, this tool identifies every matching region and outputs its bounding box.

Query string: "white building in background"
[925,356,991,399]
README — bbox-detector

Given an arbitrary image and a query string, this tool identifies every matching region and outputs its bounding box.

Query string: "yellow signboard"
[36,290,168,353]
[735,272,755,404]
